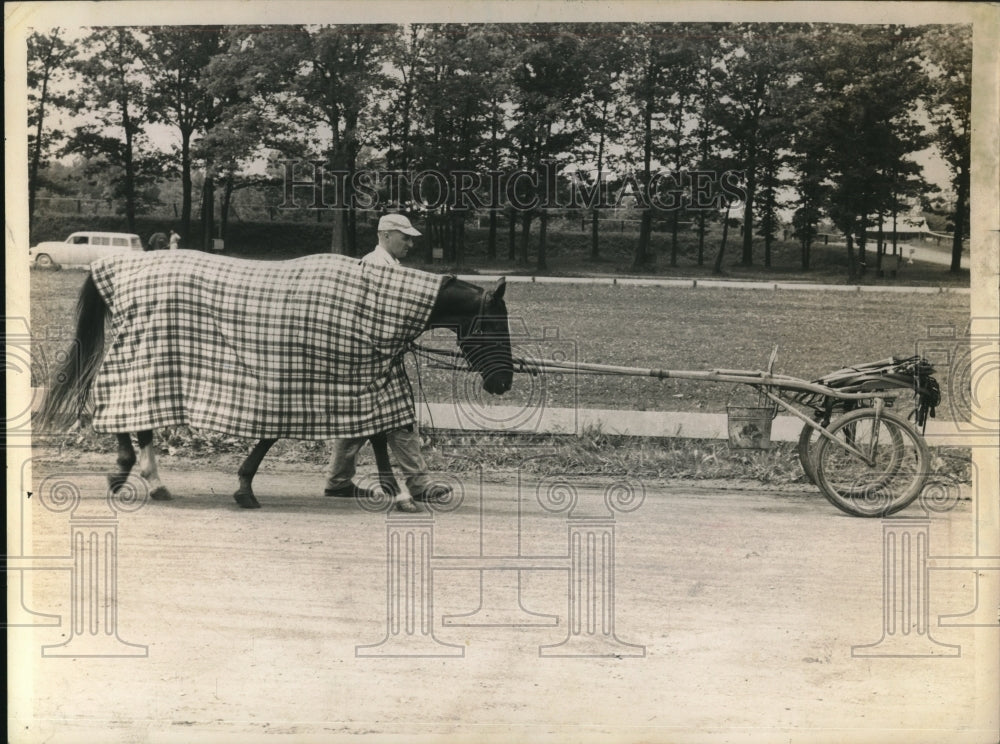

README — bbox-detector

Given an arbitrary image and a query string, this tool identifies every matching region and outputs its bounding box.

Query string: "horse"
[228,274,513,510]
[38,251,514,511]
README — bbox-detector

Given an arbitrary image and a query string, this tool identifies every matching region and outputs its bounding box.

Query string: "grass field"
[29,266,971,416]
[30,213,970,287]
[28,265,972,485]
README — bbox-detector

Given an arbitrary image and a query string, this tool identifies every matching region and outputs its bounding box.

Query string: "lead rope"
[408,343,429,438]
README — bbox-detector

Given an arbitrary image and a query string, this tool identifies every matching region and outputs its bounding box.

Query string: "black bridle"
[458,289,511,369]
[409,285,510,374]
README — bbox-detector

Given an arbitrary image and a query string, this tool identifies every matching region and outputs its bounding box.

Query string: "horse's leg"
[370,433,419,513]
[107,433,136,493]
[136,430,171,501]
[234,438,277,509]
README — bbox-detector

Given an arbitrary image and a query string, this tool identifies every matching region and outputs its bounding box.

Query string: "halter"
[467,286,492,337]
[408,284,507,372]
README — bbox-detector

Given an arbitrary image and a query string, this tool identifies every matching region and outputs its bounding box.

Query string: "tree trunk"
[696,212,706,266]
[331,209,346,254]
[455,212,465,267]
[537,210,548,271]
[951,169,968,273]
[714,211,729,274]
[507,206,517,260]
[200,174,215,251]
[122,115,138,233]
[845,231,858,281]
[347,202,358,258]
[741,165,756,266]
[670,211,679,267]
[857,225,867,276]
[487,209,497,260]
[632,82,654,271]
[29,68,50,229]
[422,211,434,263]
[763,195,772,268]
[634,209,653,270]
[591,108,607,262]
[891,204,899,260]
[590,209,600,260]
[181,133,193,238]
[519,211,532,266]
[220,176,234,243]
[875,212,884,275]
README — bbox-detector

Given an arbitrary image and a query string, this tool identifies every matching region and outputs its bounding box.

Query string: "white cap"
[377,213,421,236]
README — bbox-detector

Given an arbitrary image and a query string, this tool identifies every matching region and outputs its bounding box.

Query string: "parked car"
[29,231,144,268]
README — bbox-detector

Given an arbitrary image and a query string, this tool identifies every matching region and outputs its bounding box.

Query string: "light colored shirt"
[361,244,398,266]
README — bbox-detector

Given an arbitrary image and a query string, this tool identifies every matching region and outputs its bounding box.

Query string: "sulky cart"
[413,344,941,518]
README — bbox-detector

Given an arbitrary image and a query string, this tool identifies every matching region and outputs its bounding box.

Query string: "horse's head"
[454,278,514,396]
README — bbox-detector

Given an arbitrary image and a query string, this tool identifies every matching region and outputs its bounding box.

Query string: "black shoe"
[413,484,452,503]
[324,484,375,499]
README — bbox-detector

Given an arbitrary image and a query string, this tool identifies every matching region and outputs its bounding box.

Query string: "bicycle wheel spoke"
[814,409,929,517]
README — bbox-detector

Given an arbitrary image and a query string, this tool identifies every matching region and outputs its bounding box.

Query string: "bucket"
[726,405,775,449]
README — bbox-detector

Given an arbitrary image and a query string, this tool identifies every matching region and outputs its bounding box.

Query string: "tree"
[710,23,797,267]
[200,27,314,247]
[308,25,394,256]
[142,26,228,242]
[654,26,705,268]
[687,28,727,267]
[476,27,520,262]
[27,28,77,229]
[406,24,512,265]
[794,24,929,279]
[621,23,683,271]
[66,27,158,232]
[922,25,972,274]
[621,25,659,270]
[379,24,428,175]
[571,26,630,262]
[507,24,588,270]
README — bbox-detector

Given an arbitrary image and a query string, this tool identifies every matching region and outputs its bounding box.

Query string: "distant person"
[148,232,168,251]
[169,230,180,250]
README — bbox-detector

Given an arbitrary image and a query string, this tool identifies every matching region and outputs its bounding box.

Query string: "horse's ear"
[489,277,506,303]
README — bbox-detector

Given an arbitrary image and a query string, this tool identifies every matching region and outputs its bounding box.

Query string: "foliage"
[27,23,974,279]
[920,25,972,273]
[788,28,917,278]
[27,28,78,227]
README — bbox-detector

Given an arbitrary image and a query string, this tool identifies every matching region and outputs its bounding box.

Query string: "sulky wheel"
[798,410,903,494]
[813,408,930,517]
[797,419,823,485]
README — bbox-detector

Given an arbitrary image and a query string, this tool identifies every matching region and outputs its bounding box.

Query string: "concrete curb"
[456,274,971,294]
[30,388,983,448]
[418,402,986,447]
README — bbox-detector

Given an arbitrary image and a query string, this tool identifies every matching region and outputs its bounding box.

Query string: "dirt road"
[10,458,997,743]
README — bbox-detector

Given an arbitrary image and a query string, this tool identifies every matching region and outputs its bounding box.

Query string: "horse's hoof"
[150,486,172,501]
[394,499,422,513]
[234,491,261,509]
[107,474,128,493]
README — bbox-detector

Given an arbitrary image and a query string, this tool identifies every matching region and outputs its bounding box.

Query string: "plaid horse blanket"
[89,250,444,439]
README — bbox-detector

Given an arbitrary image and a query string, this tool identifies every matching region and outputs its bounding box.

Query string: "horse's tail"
[36,273,109,430]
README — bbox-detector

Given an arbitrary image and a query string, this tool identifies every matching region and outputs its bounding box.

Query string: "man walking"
[324,213,452,504]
